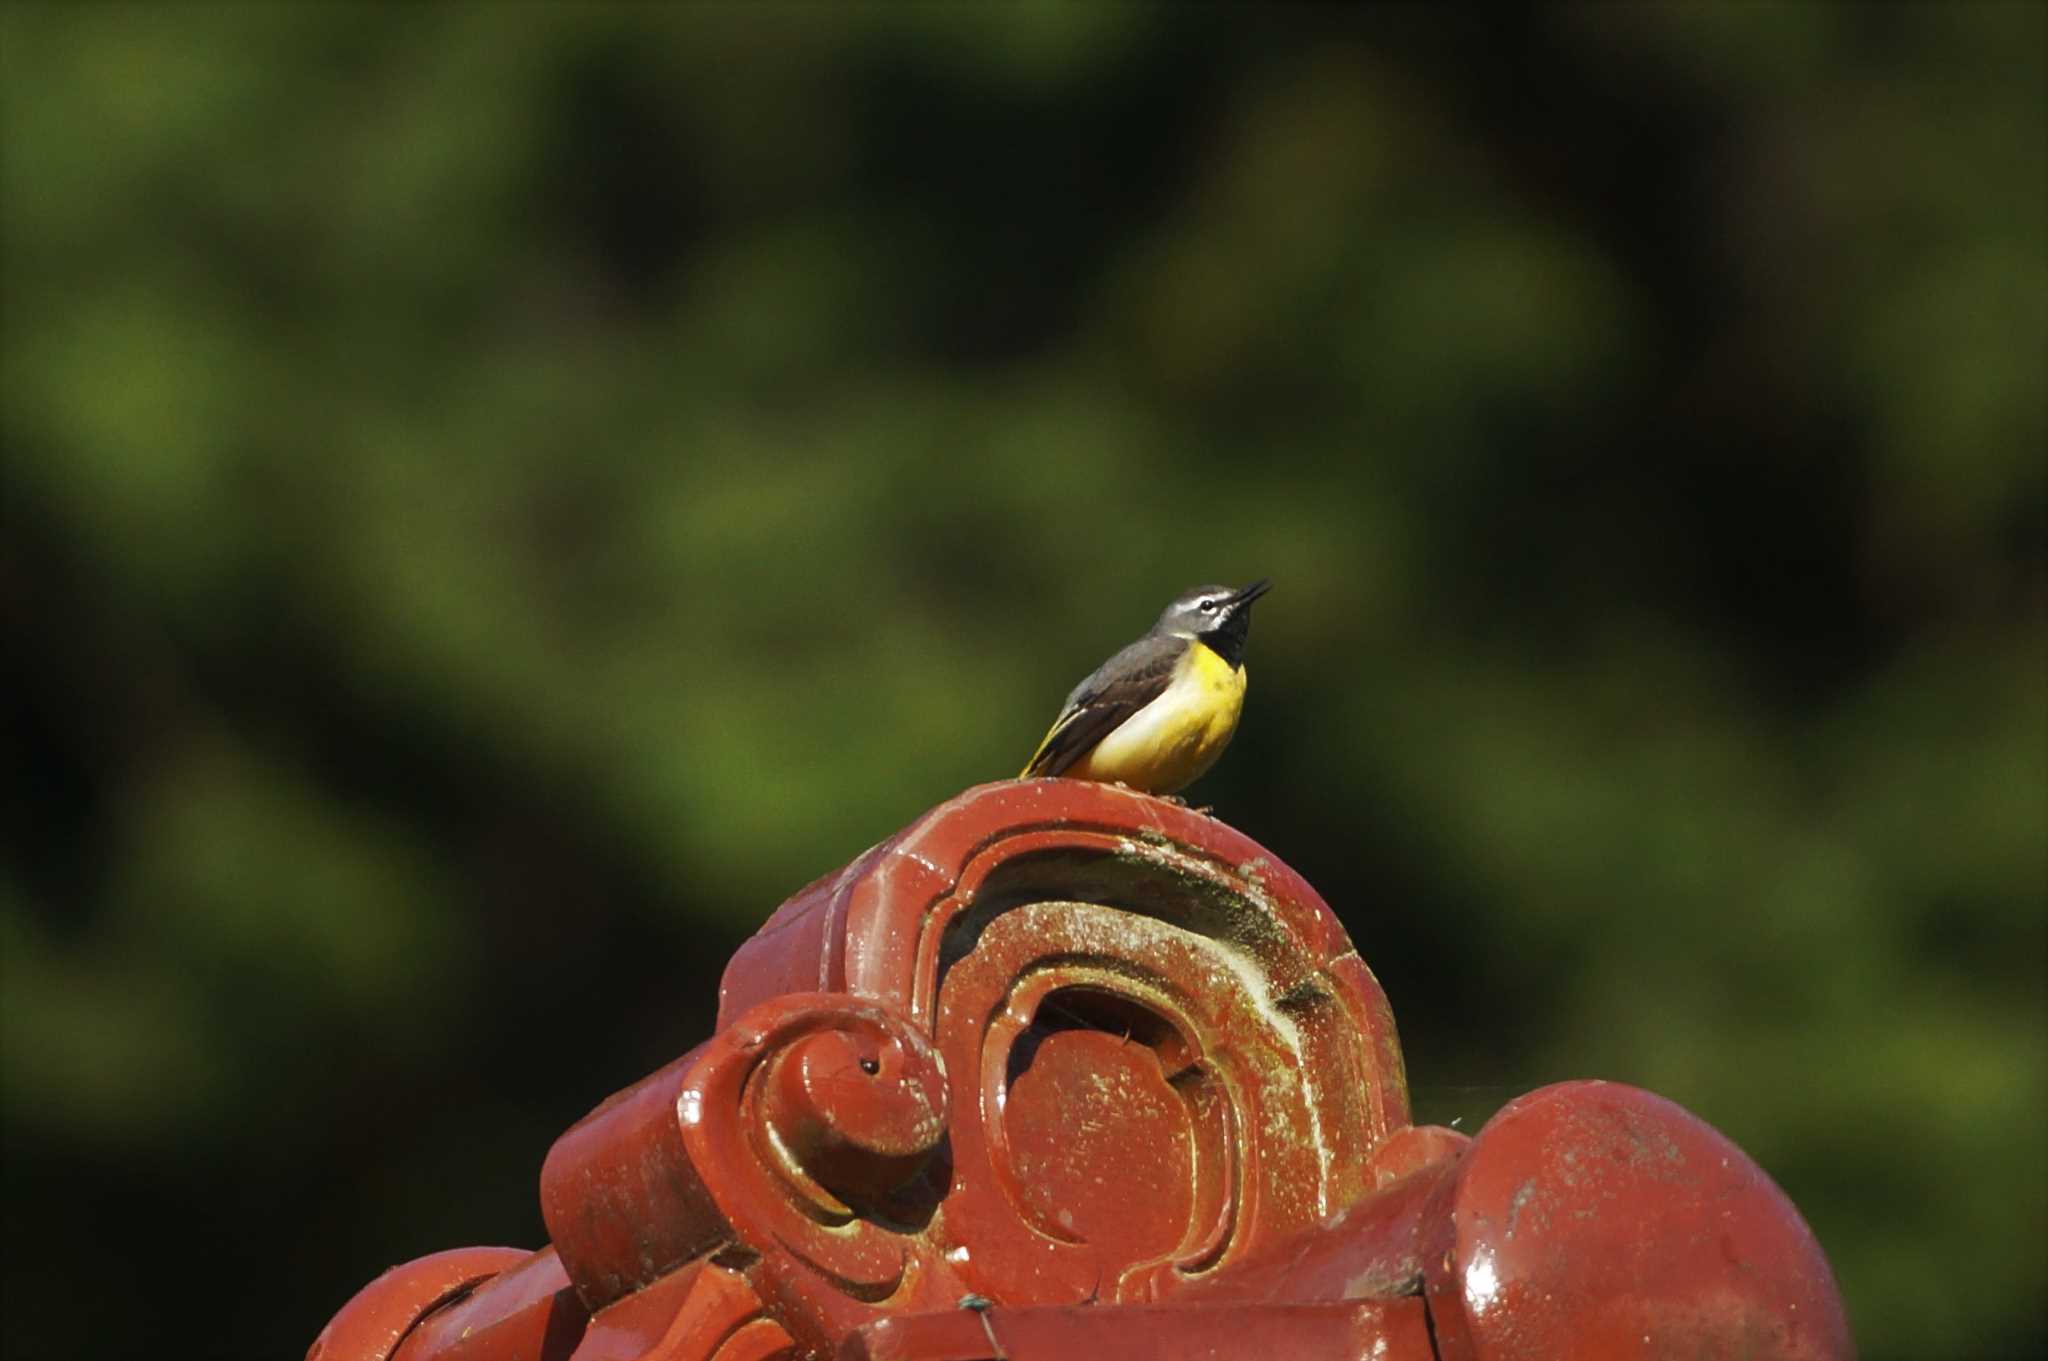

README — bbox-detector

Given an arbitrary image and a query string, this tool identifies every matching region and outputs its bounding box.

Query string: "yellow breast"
[1068,641,1248,795]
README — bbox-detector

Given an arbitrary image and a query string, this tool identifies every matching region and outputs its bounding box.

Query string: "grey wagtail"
[1019,580,1271,795]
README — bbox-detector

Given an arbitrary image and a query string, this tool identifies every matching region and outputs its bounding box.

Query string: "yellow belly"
[1068,642,1247,795]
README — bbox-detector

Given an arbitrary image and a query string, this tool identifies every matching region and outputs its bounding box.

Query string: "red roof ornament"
[310,780,1853,1361]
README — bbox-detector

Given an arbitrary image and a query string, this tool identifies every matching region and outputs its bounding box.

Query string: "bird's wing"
[1020,634,1182,778]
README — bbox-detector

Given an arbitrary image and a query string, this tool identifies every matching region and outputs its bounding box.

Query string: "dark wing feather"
[1020,634,1181,777]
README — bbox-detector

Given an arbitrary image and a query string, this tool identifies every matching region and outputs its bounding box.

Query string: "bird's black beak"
[1231,579,1272,608]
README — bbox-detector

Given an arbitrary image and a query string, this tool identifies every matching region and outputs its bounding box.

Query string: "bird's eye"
[1199,598,1219,613]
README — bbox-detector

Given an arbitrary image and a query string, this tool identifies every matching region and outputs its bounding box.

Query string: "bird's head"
[1156,579,1271,666]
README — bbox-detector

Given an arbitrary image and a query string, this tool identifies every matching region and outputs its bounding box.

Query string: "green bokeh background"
[3,5,2042,1358]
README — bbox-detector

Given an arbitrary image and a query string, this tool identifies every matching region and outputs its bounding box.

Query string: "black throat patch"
[1200,611,1252,669]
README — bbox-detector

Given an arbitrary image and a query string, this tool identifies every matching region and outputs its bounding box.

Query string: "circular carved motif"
[934,898,1366,1305]
[1005,1026,1196,1262]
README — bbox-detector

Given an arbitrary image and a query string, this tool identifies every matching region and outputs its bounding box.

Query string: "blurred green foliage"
[2,4,2042,1358]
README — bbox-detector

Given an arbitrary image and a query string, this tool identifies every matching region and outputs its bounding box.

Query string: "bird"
[1019,580,1271,796]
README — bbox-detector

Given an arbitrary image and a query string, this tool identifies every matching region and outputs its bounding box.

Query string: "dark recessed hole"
[1005,987,1188,1090]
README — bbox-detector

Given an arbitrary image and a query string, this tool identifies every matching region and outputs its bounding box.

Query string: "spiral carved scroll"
[678,994,949,1307]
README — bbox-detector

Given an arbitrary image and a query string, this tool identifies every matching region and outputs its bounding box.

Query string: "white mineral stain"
[986,899,1333,1220]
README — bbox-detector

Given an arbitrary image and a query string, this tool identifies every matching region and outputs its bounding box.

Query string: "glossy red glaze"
[391,1250,584,1361]
[1421,1081,1855,1361]
[310,1247,534,1361]
[840,1300,1437,1360]
[572,1263,795,1361]
[314,780,1854,1361]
